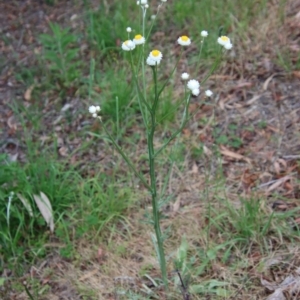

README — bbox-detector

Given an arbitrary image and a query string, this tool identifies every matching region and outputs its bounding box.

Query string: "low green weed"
[211,196,295,253]
[85,1,138,54]
[75,176,134,239]
[213,123,243,149]
[39,22,82,95]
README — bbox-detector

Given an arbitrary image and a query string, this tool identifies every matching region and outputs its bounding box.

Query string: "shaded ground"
[1,0,300,299]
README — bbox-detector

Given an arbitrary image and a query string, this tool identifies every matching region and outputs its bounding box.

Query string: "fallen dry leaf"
[58,146,69,157]
[203,145,212,156]
[266,176,291,193]
[262,267,300,299]
[79,269,98,281]
[191,163,198,174]
[97,247,105,261]
[219,145,251,164]
[261,277,278,291]
[265,288,285,300]
[24,84,35,101]
[7,115,17,131]
[263,73,280,90]
[173,195,181,212]
[241,169,259,193]
[293,71,300,79]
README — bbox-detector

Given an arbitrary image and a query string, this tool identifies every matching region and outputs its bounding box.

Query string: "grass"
[1,0,299,299]
[0,152,78,271]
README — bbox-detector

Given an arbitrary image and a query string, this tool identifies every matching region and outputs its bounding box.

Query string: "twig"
[257,172,297,189]
[282,155,300,159]
[176,270,190,300]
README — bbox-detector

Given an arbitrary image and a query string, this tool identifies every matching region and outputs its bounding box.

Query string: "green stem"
[115,96,119,140]
[24,283,35,300]
[145,3,163,42]
[100,119,151,191]
[148,66,168,287]
[56,33,68,86]
[88,58,95,102]
[196,37,205,73]
[142,6,147,104]
[139,7,150,129]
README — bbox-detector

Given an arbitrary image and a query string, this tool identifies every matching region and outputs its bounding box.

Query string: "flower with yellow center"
[217,35,233,49]
[177,35,191,46]
[121,40,136,51]
[217,36,230,45]
[149,50,163,62]
[133,34,145,45]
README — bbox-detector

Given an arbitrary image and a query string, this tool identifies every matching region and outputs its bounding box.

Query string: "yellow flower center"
[151,50,160,57]
[125,40,129,45]
[135,34,142,40]
[181,36,189,41]
[220,36,229,42]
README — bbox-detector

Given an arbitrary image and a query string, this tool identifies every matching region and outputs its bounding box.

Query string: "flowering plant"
[89,0,232,289]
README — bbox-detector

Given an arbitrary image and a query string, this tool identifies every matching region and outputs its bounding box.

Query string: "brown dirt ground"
[1,0,300,299]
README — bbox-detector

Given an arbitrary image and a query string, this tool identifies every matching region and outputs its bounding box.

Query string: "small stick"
[176,270,190,300]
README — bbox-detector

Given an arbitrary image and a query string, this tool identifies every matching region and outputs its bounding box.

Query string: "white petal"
[224,43,233,50]
[89,106,96,114]
[205,90,213,97]
[192,88,200,96]
[187,79,200,91]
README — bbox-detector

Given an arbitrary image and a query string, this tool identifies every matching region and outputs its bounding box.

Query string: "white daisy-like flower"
[95,106,100,112]
[145,4,149,8]
[187,79,200,91]
[92,113,97,118]
[149,50,163,62]
[161,0,167,2]
[201,30,208,37]
[192,88,200,96]
[126,27,132,33]
[89,105,97,114]
[133,34,145,45]
[137,1,140,4]
[146,56,160,66]
[177,35,191,46]
[141,0,147,4]
[218,36,231,46]
[205,90,213,97]
[181,72,189,80]
[151,15,156,20]
[121,40,136,51]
